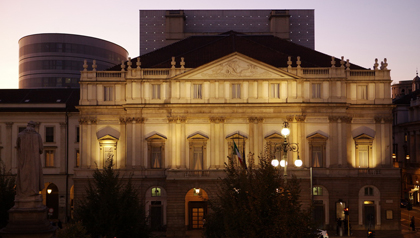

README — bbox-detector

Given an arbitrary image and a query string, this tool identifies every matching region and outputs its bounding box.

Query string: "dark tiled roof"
[393,89,420,105]
[109,31,366,70]
[0,88,79,112]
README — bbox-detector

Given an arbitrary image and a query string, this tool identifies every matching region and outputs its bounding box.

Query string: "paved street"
[328,205,420,238]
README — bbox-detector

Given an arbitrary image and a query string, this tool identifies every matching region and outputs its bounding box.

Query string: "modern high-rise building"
[139,10,314,55]
[19,33,128,89]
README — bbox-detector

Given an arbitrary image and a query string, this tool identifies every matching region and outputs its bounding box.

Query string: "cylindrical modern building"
[19,33,128,88]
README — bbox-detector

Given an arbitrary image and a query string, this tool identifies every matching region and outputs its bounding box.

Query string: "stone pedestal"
[0,195,56,238]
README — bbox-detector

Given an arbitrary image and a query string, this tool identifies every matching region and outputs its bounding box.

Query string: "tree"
[0,160,15,229]
[204,152,317,238]
[56,221,90,238]
[76,160,150,238]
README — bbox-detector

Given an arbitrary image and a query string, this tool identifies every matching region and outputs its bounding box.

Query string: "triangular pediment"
[145,133,167,141]
[187,132,209,140]
[98,134,118,142]
[354,133,374,140]
[226,132,248,140]
[176,53,299,80]
[307,133,328,141]
[265,132,283,140]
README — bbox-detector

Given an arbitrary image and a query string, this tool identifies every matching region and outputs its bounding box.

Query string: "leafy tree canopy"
[204,154,317,238]
[76,160,150,238]
[0,160,15,229]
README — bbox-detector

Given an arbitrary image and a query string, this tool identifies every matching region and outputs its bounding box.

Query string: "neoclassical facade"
[0,88,80,222]
[75,32,399,236]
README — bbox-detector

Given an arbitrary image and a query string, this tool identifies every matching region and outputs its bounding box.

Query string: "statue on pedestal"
[16,121,44,198]
[0,121,56,238]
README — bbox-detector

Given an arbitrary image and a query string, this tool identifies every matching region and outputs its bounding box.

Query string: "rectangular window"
[76,127,80,142]
[104,86,113,101]
[358,85,367,99]
[271,83,280,98]
[364,187,374,196]
[192,146,203,170]
[76,150,80,167]
[313,186,323,196]
[312,83,321,98]
[359,145,369,168]
[193,84,202,99]
[232,84,241,99]
[45,150,55,167]
[312,146,323,167]
[151,146,162,168]
[45,127,54,142]
[18,127,26,133]
[152,84,161,99]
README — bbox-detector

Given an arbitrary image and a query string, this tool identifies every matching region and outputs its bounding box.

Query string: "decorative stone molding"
[209,117,225,123]
[295,115,306,122]
[286,115,294,122]
[135,117,145,123]
[248,117,257,123]
[374,117,383,124]
[340,116,353,123]
[59,122,67,128]
[5,122,13,128]
[79,118,90,125]
[328,116,340,122]
[119,117,127,124]
[167,116,187,123]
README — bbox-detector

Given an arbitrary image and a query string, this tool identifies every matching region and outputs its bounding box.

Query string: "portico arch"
[185,188,208,230]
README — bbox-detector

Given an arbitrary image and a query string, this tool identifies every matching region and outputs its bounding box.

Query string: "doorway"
[188,201,207,230]
[364,204,375,229]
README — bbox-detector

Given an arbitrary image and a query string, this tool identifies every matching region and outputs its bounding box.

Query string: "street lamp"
[271,121,302,182]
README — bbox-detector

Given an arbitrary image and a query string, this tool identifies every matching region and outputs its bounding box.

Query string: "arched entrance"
[46,183,59,219]
[185,188,208,230]
[145,186,167,231]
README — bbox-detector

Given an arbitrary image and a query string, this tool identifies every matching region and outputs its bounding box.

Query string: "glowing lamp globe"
[280,160,287,167]
[281,127,290,137]
[294,159,302,167]
[271,159,279,167]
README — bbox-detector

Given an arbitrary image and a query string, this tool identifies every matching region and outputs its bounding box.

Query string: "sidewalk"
[328,229,413,238]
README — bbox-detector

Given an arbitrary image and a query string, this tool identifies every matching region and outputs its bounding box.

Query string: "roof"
[109,31,366,70]
[393,89,420,105]
[0,88,79,112]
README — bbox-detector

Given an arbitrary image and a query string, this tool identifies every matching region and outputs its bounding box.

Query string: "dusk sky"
[1,0,419,89]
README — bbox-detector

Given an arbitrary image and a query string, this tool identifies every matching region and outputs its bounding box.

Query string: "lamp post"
[271,121,302,183]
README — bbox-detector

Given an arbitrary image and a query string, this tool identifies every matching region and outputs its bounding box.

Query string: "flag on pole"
[233,141,247,169]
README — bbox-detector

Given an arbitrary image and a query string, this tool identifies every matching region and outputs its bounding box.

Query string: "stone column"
[125,118,134,169]
[328,116,339,167]
[180,117,186,169]
[248,118,255,166]
[219,118,225,166]
[59,122,67,173]
[286,115,294,165]
[118,117,126,169]
[374,117,383,167]
[210,118,216,168]
[168,117,176,169]
[295,115,306,166]
[384,117,393,166]
[79,118,88,168]
[5,122,13,170]
[257,118,264,158]
[342,116,353,167]
[135,117,144,168]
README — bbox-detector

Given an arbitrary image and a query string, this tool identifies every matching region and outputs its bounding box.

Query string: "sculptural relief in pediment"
[199,58,279,78]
